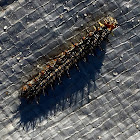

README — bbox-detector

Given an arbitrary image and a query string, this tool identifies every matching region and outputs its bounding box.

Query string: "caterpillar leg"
[75,63,80,71]
[58,77,62,85]
[66,70,70,78]
[83,56,88,62]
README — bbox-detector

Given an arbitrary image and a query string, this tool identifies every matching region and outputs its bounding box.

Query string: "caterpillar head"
[104,16,118,31]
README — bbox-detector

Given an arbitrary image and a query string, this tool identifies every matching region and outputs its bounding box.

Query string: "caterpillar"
[20,16,118,103]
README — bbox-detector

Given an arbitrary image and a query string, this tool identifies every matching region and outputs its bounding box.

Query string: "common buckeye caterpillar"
[20,16,118,103]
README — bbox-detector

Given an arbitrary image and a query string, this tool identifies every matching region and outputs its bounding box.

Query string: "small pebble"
[81,24,83,27]
[4,26,8,31]
[17,57,20,60]
[131,19,134,22]
[64,7,70,11]
[66,98,69,102]
[136,125,139,129]
[88,95,92,100]
[116,79,120,83]
[113,72,118,76]
[120,54,123,60]
[3,16,6,19]
[84,13,87,17]
[126,4,130,8]
[0,47,2,51]
[59,14,63,19]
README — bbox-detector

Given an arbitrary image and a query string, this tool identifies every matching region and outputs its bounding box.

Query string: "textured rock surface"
[0,0,140,139]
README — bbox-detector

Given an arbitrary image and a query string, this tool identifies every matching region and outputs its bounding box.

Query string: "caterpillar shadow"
[16,40,107,130]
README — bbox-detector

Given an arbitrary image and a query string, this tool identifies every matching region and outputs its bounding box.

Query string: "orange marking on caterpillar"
[82,36,86,40]
[89,32,93,36]
[41,70,45,75]
[28,83,32,87]
[22,85,28,91]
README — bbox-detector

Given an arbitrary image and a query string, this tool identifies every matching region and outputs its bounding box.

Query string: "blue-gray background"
[0,0,140,139]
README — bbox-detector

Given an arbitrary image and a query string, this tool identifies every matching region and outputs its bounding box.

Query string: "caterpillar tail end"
[103,16,118,31]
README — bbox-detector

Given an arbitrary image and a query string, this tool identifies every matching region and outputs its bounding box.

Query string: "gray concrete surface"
[0,0,140,139]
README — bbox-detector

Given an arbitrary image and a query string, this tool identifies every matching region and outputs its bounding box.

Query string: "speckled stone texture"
[0,0,140,140]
